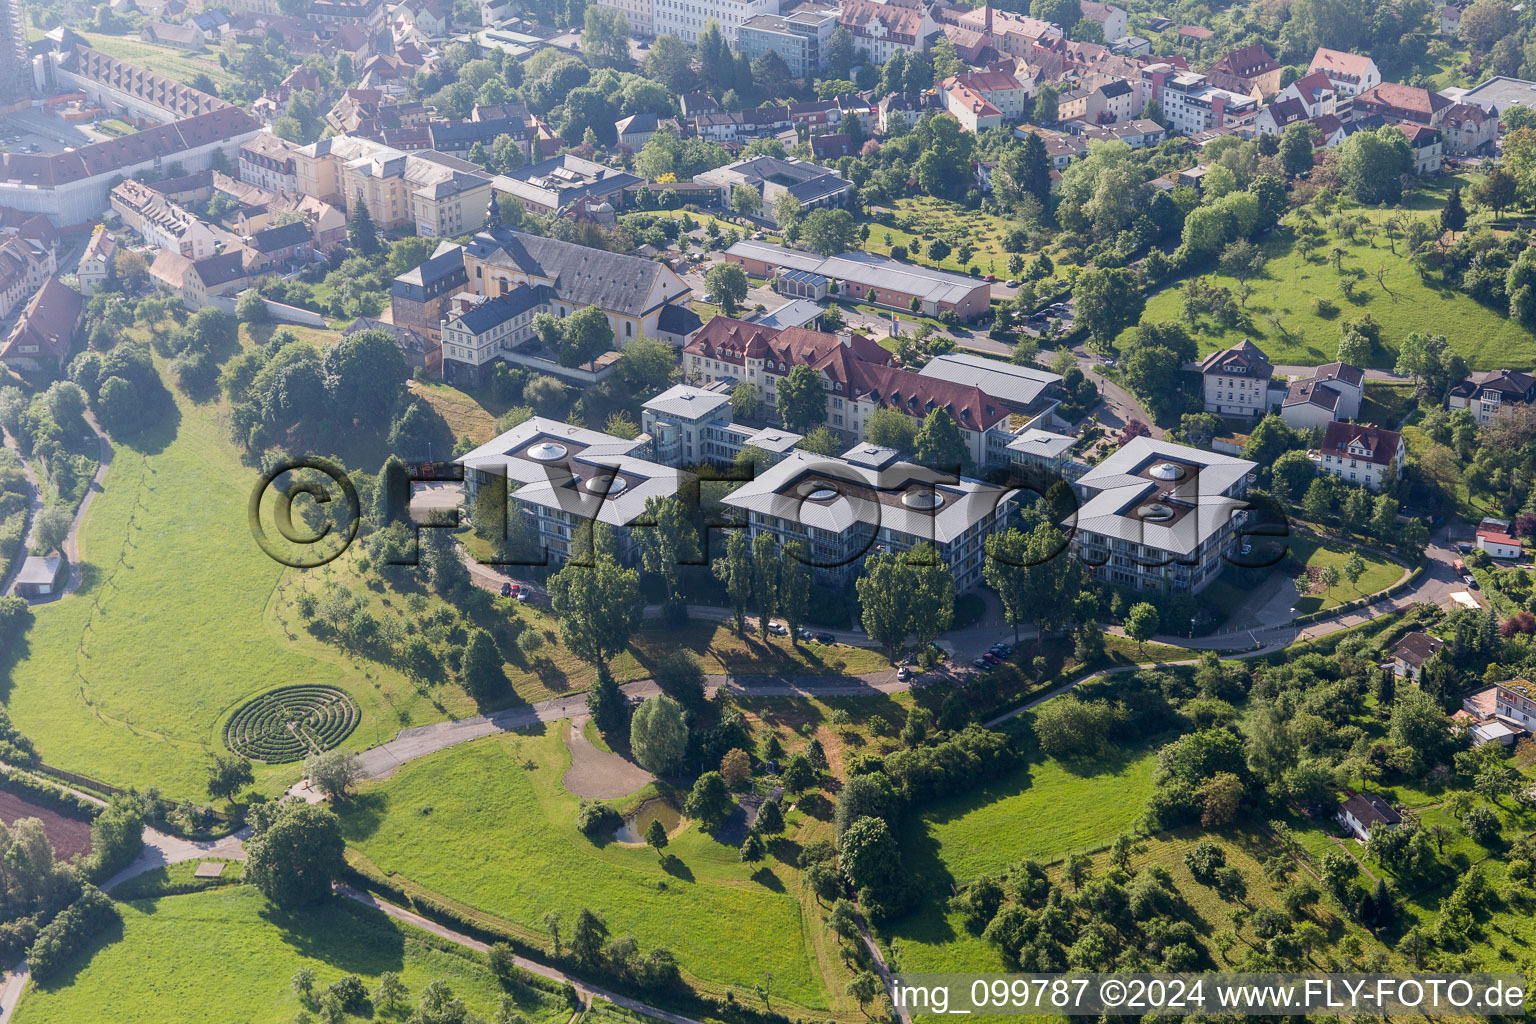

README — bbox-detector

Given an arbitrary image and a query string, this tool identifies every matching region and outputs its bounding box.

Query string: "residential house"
[75,226,116,297]
[0,237,56,317]
[1439,102,1497,156]
[238,133,301,193]
[0,277,84,375]
[1206,44,1282,100]
[390,241,469,339]
[180,251,249,310]
[1280,361,1364,431]
[1058,77,1136,125]
[142,21,207,49]
[1077,118,1167,148]
[1336,791,1401,841]
[1494,680,1536,730]
[1253,98,1310,136]
[244,220,313,265]
[1078,1,1126,40]
[1275,70,1339,118]
[1448,369,1536,425]
[1397,123,1444,174]
[1307,48,1381,112]
[943,70,1036,123]
[1478,521,1523,559]
[614,113,663,151]
[1200,338,1272,419]
[1316,421,1405,491]
[1389,631,1445,681]
[1439,2,1466,35]
[1068,437,1258,594]
[1353,82,1452,127]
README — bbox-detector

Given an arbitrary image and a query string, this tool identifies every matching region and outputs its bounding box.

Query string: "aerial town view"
[2,0,1536,1018]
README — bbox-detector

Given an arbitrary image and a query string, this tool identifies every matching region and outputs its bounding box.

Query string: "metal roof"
[920,353,1061,408]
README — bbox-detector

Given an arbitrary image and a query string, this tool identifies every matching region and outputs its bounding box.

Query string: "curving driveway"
[1,412,111,601]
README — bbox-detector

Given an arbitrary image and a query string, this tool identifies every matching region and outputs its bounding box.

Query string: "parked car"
[752,232,764,240]
[500,582,512,597]
[983,274,996,283]
[814,632,836,644]
[1464,574,1480,588]
[982,653,1000,666]
[896,666,912,681]
[972,657,990,668]
[1005,279,1018,288]
[1457,542,1473,554]
[990,643,1011,657]
[768,622,788,636]
[798,627,813,641]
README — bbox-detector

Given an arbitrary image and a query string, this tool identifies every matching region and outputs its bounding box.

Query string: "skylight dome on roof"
[583,474,627,495]
[1137,502,1175,521]
[527,441,568,461]
[1149,462,1185,481]
[901,490,944,510]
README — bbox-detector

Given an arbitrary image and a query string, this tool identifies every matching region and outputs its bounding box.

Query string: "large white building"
[593,0,654,36]
[738,5,838,78]
[1069,437,1257,595]
[640,383,803,467]
[721,445,1018,592]
[1315,422,1404,492]
[1141,64,1260,136]
[457,418,685,566]
[652,0,779,45]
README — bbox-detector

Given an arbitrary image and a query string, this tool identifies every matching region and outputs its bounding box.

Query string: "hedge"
[26,886,118,981]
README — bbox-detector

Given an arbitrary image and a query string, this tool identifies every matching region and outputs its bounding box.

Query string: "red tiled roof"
[0,277,82,365]
[1320,421,1402,466]
[1355,82,1451,121]
[1310,47,1375,81]
[1210,43,1278,80]
[1479,527,1520,546]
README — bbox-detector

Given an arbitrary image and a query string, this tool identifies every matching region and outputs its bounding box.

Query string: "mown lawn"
[865,197,1019,278]
[12,886,569,1024]
[73,31,241,93]
[1128,201,1536,371]
[1286,534,1403,613]
[335,723,838,1013]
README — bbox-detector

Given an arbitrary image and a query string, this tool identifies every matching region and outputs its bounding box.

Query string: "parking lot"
[0,109,105,156]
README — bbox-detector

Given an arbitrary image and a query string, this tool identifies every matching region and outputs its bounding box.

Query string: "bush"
[1183,840,1226,883]
[327,974,368,1013]
[26,886,118,981]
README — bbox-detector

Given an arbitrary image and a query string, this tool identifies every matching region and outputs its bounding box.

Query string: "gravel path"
[561,716,653,799]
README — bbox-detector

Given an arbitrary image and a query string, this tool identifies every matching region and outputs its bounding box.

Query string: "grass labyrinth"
[224,685,359,763]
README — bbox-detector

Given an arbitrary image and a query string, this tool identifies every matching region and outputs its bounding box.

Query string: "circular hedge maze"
[225,685,360,763]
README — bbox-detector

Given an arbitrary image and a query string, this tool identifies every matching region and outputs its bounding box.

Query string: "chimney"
[837,332,852,347]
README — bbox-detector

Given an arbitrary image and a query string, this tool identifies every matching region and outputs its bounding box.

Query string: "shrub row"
[27,886,118,981]
[1292,562,1425,626]
[0,765,99,821]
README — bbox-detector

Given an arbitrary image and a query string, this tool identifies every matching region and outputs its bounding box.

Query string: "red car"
[983,274,996,282]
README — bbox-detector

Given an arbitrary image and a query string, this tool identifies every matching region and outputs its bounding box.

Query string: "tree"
[1441,185,1468,234]
[1124,602,1160,649]
[1343,550,1366,589]
[304,749,364,800]
[781,752,817,793]
[713,529,753,633]
[721,747,751,785]
[293,967,318,1000]
[244,800,346,907]
[756,798,784,835]
[912,409,969,473]
[581,4,630,66]
[375,972,407,1014]
[555,306,614,371]
[347,193,380,256]
[1279,121,1317,177]
[864,406,917,449]
[730,382,760,420]
[645,817,669,858]
[839,814,904,907]
[206,754,254,802]
[458,627,508,702]
[984,524,1082,645]
[683,770,734,826]
[704,262,749,316]
[730,183,763,219]
[31,505,71,555]
[236,288,267,324]
[635,494,698,605]
[1472,165,1518,218]
[644,35,696,93]
[1460,0,1514,49]
[752,531,780,639]
[1073,266,1144,347]
[570,909,607,967]
[780,540,810,641]
[855,546,955,658]
[799,208,858,256]
[548,536,642,671]
[846,971,881,1016]
[324,329,409,424]
[775,364,826,434]
[630,695,688,774]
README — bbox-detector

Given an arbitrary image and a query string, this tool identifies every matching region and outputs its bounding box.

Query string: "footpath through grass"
[336,723,836,1012]
[13,885,569,1024]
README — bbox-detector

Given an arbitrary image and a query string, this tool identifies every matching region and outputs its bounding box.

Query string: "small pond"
[613,798,682,843]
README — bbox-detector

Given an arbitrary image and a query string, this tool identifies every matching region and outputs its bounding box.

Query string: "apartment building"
[1206,44,1282,100]
[457,417,685,566]
[1142,65,1259,136]
[721,446,1018,591]
[1200,339,1272,419]
[1447,368,1536,425]
[593,0,653,36]
[837,0,938,63]
[1308,47,1381,115]
[640,383,802,467]
[942,70,1036,122]
[438,284,546,386]
[0,236,56,317]
[1069,437,1258,595]
[109,180,218,259]
[738,5,838,79]
[684,316,1019,468]
[1315,422,1405,491]
[1058,77,1135,125]
[293,135,493,236]
[238,133,301,193]
[1275,70,1339,118]
[652,0,780,45]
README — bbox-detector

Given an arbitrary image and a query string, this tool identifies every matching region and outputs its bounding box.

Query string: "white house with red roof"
[836,0,937,63]
[1477,522,1523,560]
[1307,47,1381,112]
[1275,70,1339,118]
[943,77,1006,132]
[942,70,1035,124]
[1315,422,1404,491]
[1439,101,1497,155]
